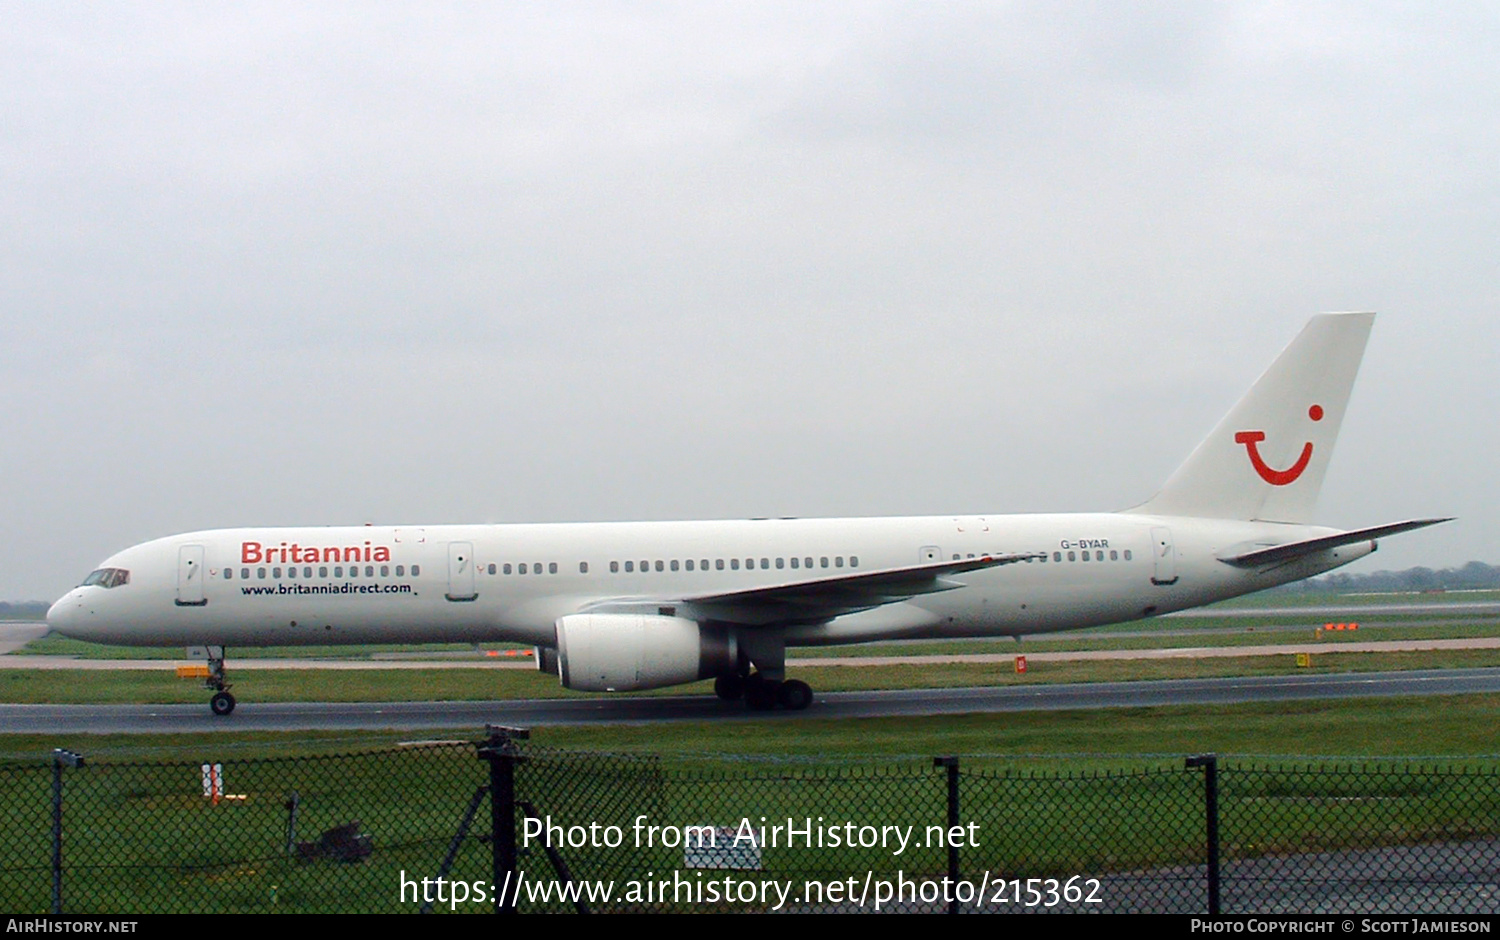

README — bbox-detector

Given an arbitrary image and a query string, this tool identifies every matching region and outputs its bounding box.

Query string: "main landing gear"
[205,647,235,716]
[714,672,813,711]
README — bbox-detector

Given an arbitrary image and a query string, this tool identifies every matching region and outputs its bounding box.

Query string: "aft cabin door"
[446,542,477,602]
[176,544,207,606]
[1150,527,1178,586]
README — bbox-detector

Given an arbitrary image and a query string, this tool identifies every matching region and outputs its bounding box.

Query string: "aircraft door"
[176,544,207,607]
[446,541,477,602]
[919,545,943,563]
[1150,527,1178,586]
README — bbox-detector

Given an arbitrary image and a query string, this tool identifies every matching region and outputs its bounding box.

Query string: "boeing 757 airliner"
[47,313,1448,715]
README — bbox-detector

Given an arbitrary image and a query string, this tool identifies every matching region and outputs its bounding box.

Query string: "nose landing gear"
[203,647,235,716]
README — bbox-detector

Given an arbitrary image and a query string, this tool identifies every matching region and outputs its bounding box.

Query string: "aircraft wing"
[1216,518,1453,568]
[579,553,1041,626]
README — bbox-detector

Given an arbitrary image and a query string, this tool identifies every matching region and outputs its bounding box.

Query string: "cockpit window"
[81,568,130,589]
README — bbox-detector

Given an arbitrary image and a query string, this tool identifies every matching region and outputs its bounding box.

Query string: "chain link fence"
[3,735,1499,914]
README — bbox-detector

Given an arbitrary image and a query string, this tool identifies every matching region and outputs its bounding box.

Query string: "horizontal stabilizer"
[1216,518,1453,568]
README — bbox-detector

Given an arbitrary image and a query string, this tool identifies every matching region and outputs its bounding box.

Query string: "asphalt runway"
[3,667,1498,734]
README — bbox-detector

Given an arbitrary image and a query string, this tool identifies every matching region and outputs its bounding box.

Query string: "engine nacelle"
[554,614,735,692]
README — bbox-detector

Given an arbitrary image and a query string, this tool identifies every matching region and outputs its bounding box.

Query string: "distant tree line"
[0,601,50,620]
[1284,560,1499,594]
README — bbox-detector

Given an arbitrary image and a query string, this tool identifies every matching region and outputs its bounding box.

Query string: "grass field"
[4,646,1500,706]
[5,697,1500,914]
[5,594,1499,913]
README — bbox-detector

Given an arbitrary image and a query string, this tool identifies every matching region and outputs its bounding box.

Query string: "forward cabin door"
[176,544,207,606]
[1149,527,1178,586]
[446,541,477,602]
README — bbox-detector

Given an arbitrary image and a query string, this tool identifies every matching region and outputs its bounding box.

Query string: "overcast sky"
[3,2,1495,600]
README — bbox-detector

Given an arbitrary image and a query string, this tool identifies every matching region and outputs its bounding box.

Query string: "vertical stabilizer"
[1128,312,1374,524]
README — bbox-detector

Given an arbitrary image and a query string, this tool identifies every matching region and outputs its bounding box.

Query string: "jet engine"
[553,613,736,692]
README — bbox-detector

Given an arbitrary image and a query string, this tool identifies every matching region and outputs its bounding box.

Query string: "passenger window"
[258,567,267,579]
[549,562,558,574]
[288,566,297,578]
[759,558,768,570]
[321,566,329,577]
[223,569,232,580]
[611,561,620,573]
[488,563,496,575]
[1067,552,1076,562]
[412,565,420,576]
[1081,552,1089,563]
[671,560,680,571]
[273,567,283,578]
[580,562,589,573]
[1096,551,1104,562]
[519,563,528,574]
[1054,552,1062,562]
[241,568,250,579]
[716,559,725,570]
[790,557,799,569]
[334,566,343,577]
[393,565,402,576]
[305,567,313,578]
[365,566,374,577]
[380,565,389,577]
[850,555,859,567]
[776,558,784,569]
[835,557,844,567]
[701,559,710,570]
[805,557,813,569]
[655,560,664,572]
[821,557,829,568]
[1110,551,1118,561]
[1123,550,1133,561]
[731,559,740,570]
[625,561,634,573]
[685,560,694,571]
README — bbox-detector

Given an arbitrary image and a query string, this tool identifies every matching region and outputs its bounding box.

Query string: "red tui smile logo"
[1235,404,1323,486]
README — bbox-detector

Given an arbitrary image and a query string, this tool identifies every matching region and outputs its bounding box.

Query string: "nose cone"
[47,589,87,637]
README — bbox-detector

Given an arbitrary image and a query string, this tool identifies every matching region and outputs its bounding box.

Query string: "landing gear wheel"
[777,679,813,711]
[714,674,746,701]
[744,675,779,710]
[210,691,236,716]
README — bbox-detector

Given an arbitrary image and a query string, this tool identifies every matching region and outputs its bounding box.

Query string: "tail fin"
[1128,312,1375,524]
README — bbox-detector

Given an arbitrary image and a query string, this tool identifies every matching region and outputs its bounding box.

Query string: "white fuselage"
[46,511,1372,650]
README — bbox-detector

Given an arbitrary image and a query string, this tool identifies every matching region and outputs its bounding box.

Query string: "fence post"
[50,749,85,916]
[1185,753,1220,915]
[477,726,529,914]
[933,756,961,914]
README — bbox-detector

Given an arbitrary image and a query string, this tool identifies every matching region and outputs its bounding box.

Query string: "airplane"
[46,312,1449,716]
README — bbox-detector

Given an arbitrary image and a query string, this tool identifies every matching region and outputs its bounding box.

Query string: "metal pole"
[479,726,528,914]
[51,749,84,916]
[934,756,961,914]
[1186,754,1220,915]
